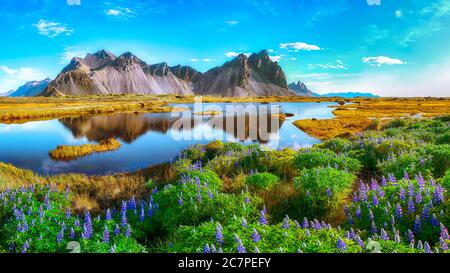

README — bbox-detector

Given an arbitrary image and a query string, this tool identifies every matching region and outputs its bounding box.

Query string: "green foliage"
[317,138,352,154]
[170,219,363,253]
[294,167,355,219]
[245,173,279,190]
[294,149,361,174]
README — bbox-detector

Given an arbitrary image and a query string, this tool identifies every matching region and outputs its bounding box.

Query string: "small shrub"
[245,173,279,190]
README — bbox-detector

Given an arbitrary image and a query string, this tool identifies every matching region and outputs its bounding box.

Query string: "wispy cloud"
[60,47,88,64]
[308,60,348,70]
[66,0,81,6]
[224,20,239,26]
[105,7,137,19]
[0,65,48,92]
[224,52,251,58]
[280,42,321,52]
[34,19,73,38]
[399,0,450,46]
[362,56,406,66]
[190,58,213,62]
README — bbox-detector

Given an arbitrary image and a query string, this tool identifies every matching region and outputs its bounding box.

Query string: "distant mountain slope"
[288,81,314,97]
[9,78,51,97]
[316,92,380,98]
[41,49,295,97]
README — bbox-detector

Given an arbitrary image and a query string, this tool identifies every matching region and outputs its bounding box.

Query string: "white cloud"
[60,47,88,64]
[290,57,297,61]
[362,56,406,66]
[395,10,402,18]
[190,58,213,62]
[0,66,48,92]
[105,7,136,18]
[224,52,251,58]
[34,19,73,38]
[67,0,81,6]
[279,42,321,52]
[308,60,349,70]
[269,55,282,62]
[0,66,17,75]
[224,20,239,26]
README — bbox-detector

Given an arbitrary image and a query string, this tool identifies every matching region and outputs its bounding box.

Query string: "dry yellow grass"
[294,97,450,139]
[0,94,345,123]
[49,138,121,160]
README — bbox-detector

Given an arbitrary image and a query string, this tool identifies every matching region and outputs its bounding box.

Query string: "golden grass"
[0,94,345,124]
[49,138,121,160]
[294,97,450,140]
[0,162,149,213]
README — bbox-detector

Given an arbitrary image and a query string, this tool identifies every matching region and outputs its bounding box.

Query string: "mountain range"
[315,92,380,98]
[7,78,51,97]
[2,49,379,98]
[42,49,295,97]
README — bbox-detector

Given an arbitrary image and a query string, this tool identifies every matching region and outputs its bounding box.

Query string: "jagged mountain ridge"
[9,78,51,97]
[42,49,296,97]
[288,81,314,97]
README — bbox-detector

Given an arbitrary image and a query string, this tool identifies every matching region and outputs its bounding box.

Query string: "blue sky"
[0,0,449,96]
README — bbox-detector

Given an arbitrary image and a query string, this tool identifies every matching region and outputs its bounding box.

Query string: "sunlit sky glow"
[1,0,450,96]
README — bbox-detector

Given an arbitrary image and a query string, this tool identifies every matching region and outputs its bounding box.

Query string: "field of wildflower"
[0,115,449,253]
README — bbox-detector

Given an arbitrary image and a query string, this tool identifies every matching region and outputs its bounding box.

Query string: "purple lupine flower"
[431,214,439,227]
[372,194,379,206]
[380,229,389,241]
[371,221,377,234]
[302,217,309,228]
[354,236,365,249]
[347,213,354,225]
[416,240,423,250]
[215,223,224,245]
[139,206,145,222]
[368,209,375,221]
[336,237,346,252]
[415,190,422,204]
[381,176,387,187]
[125,224,131,238]
[440,224,449,239]
[403,170,409,180]
[413,216,421,235]
[352,192,359,203]
[244,196,251,204]
[388,173,397,183]
[114,224,120,236]
[408,182,414,197]
[424,242,432,253]
[421,205,429,221]
[416,174,425,188]
[282,215,290,229]
[203,244,211,253]
[196,192,202,202]
[408,198,415,214]
[105,209,112,221]
[252,228,261,243]
[259,210,268,225]
[399,187,406,201]
[21,241,29,253]
[326,187,332,198]
[378,188,385,198]
[355,205,361,220]
[359,189,367,202]
[242,217,248,228]
[395,203,403,219]
[103,226,110,243]
[407,229,415,244]
[433,185,444,204]
[128,196,136,211]
[56,228,64,243]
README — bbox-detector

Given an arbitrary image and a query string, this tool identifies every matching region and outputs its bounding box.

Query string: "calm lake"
[0,102,336,175]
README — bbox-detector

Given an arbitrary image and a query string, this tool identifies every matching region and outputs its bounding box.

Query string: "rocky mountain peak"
[145,62,170,76]
[61,57,90,73]
[92,50,116,60]
[247,50,287,89]
[112,52,146,69]
[84,50,116,70]
[169,65,202,82]
[288,81,313,97]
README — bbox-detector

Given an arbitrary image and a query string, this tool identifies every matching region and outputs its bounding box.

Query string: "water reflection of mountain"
[59,112,284,144]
